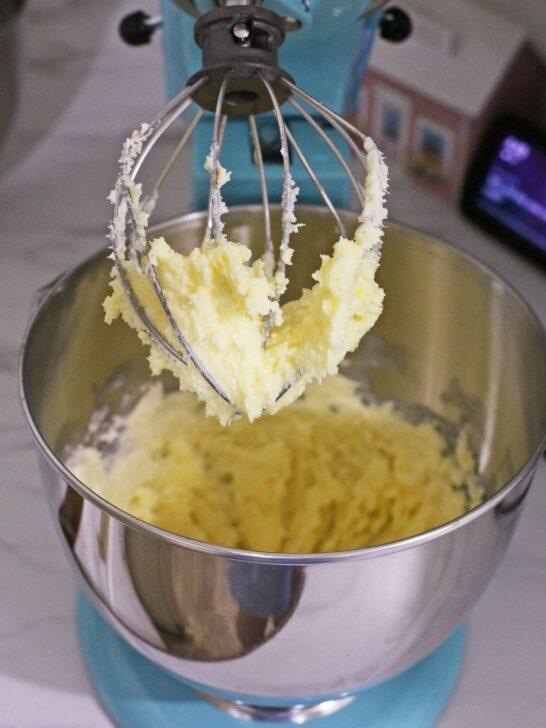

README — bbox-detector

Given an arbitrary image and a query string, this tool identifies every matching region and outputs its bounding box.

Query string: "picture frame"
[410,116,454,183]
[371,84,410,167]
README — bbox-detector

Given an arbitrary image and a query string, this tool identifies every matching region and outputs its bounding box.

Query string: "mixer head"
[109,0,390,411]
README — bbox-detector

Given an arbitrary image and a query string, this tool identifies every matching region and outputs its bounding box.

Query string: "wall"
[470,0,546,62]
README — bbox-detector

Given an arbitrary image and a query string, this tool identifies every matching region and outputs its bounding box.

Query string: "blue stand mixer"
[78,1,466,725]
[79,595,466,727]
[119,0,411,211]
[161,0,380,210]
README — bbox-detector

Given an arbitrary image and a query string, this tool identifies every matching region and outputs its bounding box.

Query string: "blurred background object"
[479,0,546,62]
[0,0,26,171]
[359,0,545,202]
[0,0,125,176]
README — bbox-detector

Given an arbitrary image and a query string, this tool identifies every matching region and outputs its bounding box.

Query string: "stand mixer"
[18,1,546,727]
[121,0,411,210]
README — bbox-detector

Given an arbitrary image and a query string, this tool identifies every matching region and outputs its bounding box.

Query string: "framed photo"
[371,85,410,166]
[410,117,454,182]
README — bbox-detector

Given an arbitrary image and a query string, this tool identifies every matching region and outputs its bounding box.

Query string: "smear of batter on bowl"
[104,130,388,425]
[69,374,483,553]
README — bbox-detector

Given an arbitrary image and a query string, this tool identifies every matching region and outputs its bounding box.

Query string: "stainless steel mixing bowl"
[20,207,546,723]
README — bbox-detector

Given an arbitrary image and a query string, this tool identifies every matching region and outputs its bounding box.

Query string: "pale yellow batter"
[105,135,388,425]
[69,375,483,553]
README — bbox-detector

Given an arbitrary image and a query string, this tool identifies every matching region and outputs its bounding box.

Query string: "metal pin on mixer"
[111,0,399,410]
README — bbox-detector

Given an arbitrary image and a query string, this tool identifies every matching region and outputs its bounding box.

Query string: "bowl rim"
[19,206,546,565]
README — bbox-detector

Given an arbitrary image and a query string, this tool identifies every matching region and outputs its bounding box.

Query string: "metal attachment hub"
[188,5,293,116]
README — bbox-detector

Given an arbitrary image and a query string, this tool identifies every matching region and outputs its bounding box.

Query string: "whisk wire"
[249,114,274,276]
[153,108,204,195]
[131,78,207,181]
[259,74,296,286]
[150,76,205,127]
[284,124,346,238]
[113,252,188,367]
[282,78,368,169]
[288,98,365,208]
[205,74,232,242]
[147,264,233,403]
[209,114,228,239]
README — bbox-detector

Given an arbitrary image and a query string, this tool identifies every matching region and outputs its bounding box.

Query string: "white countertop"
[1,2,545,726]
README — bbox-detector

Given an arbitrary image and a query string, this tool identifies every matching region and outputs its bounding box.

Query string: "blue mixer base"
[77,594,466,727]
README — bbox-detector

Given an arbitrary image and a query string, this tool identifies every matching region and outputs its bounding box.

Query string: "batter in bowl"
[69,375,483,553]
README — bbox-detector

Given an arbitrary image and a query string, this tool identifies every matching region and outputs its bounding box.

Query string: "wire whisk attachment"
[106,2,388,422]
